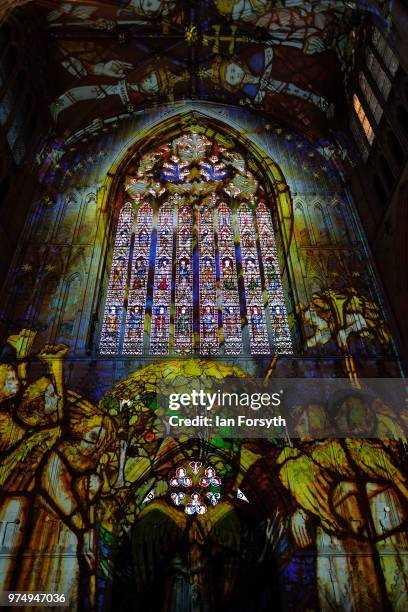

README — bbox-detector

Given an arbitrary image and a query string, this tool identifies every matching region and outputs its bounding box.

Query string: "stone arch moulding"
[93,110,296,356]
[98,110,294,272]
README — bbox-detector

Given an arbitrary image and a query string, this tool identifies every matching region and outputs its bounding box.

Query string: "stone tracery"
[100,132,293,356]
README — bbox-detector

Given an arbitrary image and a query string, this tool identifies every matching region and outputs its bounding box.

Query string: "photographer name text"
[168,414,286,429]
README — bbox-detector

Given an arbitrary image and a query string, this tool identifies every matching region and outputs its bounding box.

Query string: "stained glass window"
[359,72,382,125]
[256,202,292,353]
[100,132,293,356]
[150,200,174,355]
[353,94,375,145]
[123,202,153,355]
[366,49,392,101]
[217,201,243,355]
[169,462,222,515]
[372,28,399,78]
[100,202,134,355]
[238,203,270,354]
[174,202,193,354]
[198,198,218,355]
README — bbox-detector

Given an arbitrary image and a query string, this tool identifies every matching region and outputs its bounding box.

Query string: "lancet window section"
[100,202,134,355]
[199,200,218,355]
[238,203,270,354]
[174,202,193,354]
[123,202,153,355]
[150,201,174,355]
[256,202,293,354]
[217,202,242,355]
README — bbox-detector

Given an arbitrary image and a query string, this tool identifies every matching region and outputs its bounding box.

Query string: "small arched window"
[358,72,382,124]
[353,94,374,145]
[366,48,392,100]
[100,132,292,357]
[372,28,399,77]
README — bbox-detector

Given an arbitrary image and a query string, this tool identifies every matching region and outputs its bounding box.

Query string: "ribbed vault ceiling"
[4,1,393,137]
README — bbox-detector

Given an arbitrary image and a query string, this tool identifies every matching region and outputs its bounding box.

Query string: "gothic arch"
[95,111,296,357]
[98,111,294,269]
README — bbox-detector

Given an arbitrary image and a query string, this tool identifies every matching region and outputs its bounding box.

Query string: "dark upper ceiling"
[9,1,394,138]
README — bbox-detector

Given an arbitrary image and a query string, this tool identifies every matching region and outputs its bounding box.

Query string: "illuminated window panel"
[359,72,383,124]
[372,28,399,77]
[238,203,270,355]
[174,203,193,355]
[353,94,375,145]
[123,202,153,355]
[216,202,243,355]
[150,202,174,355]
[199,200,219,355]
[100,202,134,355]
[256,203,292,354]
[99,132,293,358]
[366,49,392,101]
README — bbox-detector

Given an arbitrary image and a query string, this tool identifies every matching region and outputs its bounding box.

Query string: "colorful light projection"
[1,329,407,610]
[44,1,393,137]
[256,202,292,353]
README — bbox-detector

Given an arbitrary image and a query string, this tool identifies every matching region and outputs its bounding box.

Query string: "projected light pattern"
[256,202,293,354]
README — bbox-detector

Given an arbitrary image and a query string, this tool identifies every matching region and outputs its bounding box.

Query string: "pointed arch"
[98,111,294,357]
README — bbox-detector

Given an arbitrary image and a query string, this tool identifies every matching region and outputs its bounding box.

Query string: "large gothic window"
[100,132,292,356]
